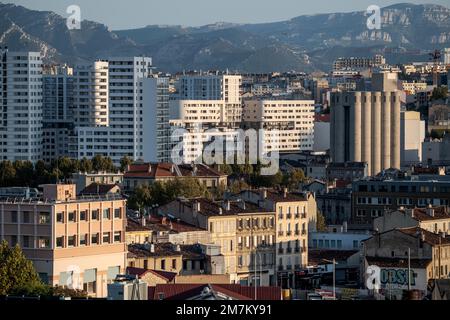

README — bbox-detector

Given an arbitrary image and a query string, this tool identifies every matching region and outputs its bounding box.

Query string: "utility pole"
[407,248,411,291]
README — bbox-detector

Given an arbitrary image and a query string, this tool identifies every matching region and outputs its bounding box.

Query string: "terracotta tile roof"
[79,183,120,195]
[126,267,176,282]
[397,227,450,245]
[241,189,309,203]
[398,206,450,222]
[147,215,206,232]
[127,243,183,258]
[148,284,282,300]
[124,163,226,179]
[175,197,274,217]
[125,218,154,232]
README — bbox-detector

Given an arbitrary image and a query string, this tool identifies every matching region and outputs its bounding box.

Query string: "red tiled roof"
[79,183,119,195]
[124,163,225,179]
[126,267,177,282]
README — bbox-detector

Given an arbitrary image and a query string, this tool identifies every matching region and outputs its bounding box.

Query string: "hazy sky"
[7,0,449,29]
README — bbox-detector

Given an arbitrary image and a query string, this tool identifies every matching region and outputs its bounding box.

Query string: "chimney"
[150,243,155,253]
[193,201,201,215]
[440,232,446,239]
[283,187,288,198]
[174,244,181,252]
[222,201,231,211]
[260,189,267,201]
[141,215,146,227]
[426,205,435,217]
[420,230,425,242]
[219,208,223,215]
[405,208,414,217]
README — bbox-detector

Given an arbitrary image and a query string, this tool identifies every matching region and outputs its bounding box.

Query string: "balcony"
[278,231,284,236]
[278,265,284,271]
[278,214,284,220]
[294,213,300,219]
[301,230,307,235]
[286,231,292,236]
[286,213,292,219]
[301,213,307,219]
[278,248,284,254]
[286,247,292,253]
[295,230,300,236]
[294,247,300,253]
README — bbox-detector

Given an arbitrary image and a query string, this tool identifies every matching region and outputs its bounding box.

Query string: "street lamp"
[322,258,338,299]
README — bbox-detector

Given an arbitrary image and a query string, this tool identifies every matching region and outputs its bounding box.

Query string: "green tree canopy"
[0,241,44,295]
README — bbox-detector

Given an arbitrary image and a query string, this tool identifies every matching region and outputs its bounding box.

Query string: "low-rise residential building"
[327,162,368,181]
[238,189,316,288]
[373,206,450,234]
[309,230,371,251]
[157,197,276,286]
[123,163,227,191]
[362,227,450,299]
[0,184,127,298]
[316,186,352,225]
[71,172,124,195]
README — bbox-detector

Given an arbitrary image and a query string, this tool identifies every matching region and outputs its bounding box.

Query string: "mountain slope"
[0,2,449,72]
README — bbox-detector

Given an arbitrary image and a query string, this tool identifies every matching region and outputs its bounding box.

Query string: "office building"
[0,184,127,298]
[333,55,386,71]
[0,49,43,162]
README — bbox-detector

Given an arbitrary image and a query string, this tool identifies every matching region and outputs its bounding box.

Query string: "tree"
[92,155,116,172]
[316,210,328,232]
[13,161,34,186]
[120,156,133,172]
[282,169,306,189]
[0,161,17,187]
[431,86,448,101]
[79,158,93,173]
[0,241,44,295]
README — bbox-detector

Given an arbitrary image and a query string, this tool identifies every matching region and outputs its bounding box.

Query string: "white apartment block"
[0,49,43,162]
[243,100,315,154]
[73,61,109,127]
[178,74,242,104]
[73,57,169,164]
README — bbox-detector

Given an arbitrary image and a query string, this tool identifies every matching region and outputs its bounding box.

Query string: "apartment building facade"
[0,184,127,298]
[157,197,277,285]
[0,49,43,162]
[243,99,315,155]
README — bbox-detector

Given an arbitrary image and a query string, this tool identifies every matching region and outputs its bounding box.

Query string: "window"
[161,259,166,270]
[103,208,110,219]
[91,210,99,220]
[353,240,359,249]
[56,212,64,223]
[22,235,30,248]
[114,208,121,219]
[38,237,50,248]
[183,260,187,270]
[172,259,177,269]
[11,211,18,223]
[103,232,110,244]
[80,210,87,221]
[68,235,76,247]
[83,268,97,294]
[337,240,342,248]
[39,212,50,224]
[22,211,31,223]
[114,231,121,242]
[68,211,76,222]
[80,234,87,246]
[91,233,99,245]
[56,237,64,248]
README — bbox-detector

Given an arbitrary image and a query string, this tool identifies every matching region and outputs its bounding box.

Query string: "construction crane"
[429,49,441,86]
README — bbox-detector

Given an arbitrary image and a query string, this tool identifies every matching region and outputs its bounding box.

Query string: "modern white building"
[73,61,109,127]
[243,99,315,154]
[73,57,169,164]
[0,49,43,162]
[400,111,425,167]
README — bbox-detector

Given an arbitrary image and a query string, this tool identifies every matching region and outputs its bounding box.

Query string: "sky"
[7,0,450,30]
